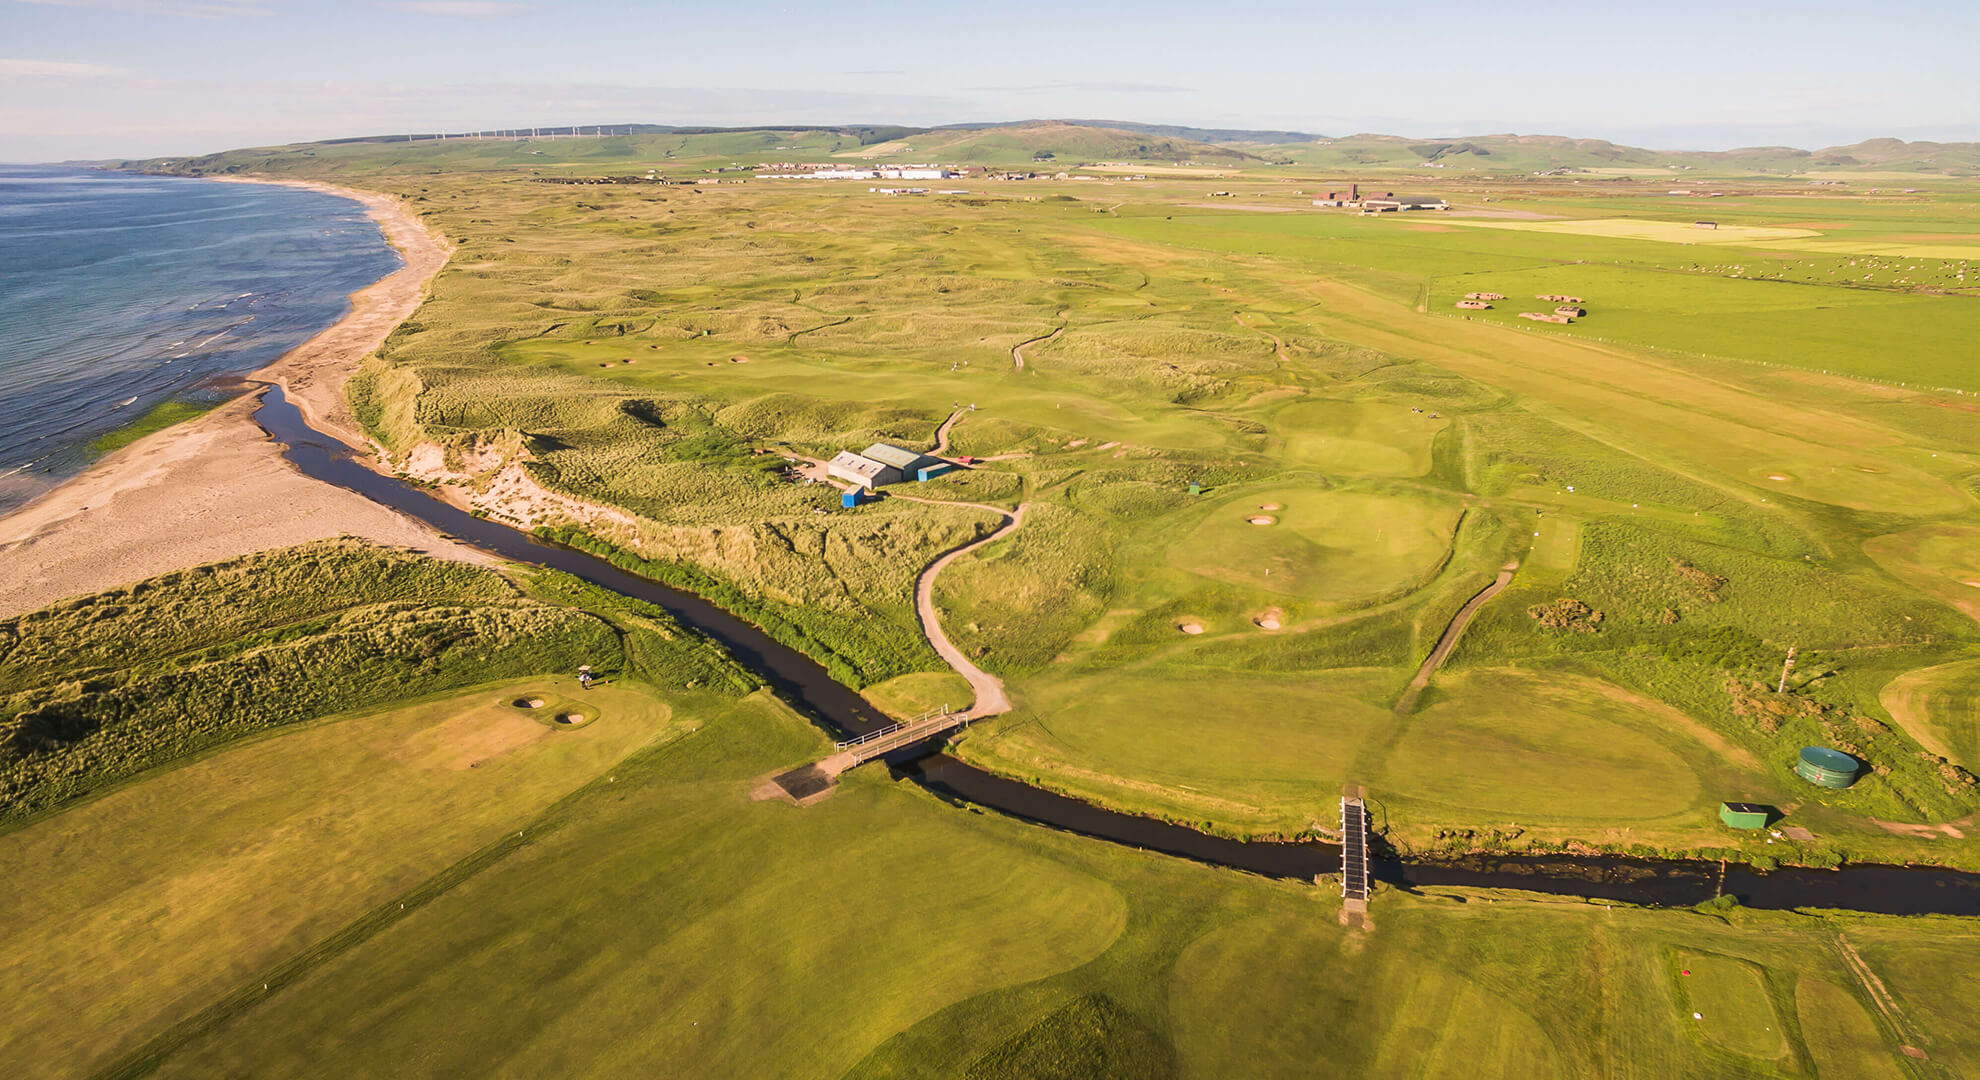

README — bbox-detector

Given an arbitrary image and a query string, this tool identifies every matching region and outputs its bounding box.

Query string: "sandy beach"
[0,177,487,618]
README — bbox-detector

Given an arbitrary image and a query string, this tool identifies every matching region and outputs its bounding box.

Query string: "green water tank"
[1795,746,1860,789]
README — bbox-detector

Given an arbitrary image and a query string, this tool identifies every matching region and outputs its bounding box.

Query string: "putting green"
[1673,951,1789,1061]
[1373,669,1709,824]
[1865,525,1980,628]
[1273,399,1445,477]
[1879,658,1980,768]
[1168,487,1461,606]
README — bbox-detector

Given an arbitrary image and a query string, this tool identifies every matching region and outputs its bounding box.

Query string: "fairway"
[975,671,1396,833]
[0,679,688,1079]
[1168,487,1461,606]
[1372,669,1725,826]
[1443,216,1822,245]
[139,706,1129,1080]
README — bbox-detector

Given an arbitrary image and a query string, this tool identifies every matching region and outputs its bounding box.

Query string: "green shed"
[1719,802,1772,830]
[1795,746,1860,789]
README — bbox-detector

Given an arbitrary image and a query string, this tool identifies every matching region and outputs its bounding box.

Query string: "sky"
[3,0,1977,162]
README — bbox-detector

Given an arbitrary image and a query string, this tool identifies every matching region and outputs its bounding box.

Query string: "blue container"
[841,490,862,508]
[917,463,954,482]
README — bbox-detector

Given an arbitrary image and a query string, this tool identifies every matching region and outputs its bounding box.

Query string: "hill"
[119,121,1979,179]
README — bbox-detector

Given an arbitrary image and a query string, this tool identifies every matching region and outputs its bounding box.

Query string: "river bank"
[0,176,484,617]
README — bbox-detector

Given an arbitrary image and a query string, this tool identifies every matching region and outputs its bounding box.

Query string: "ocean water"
[0,165,400,512]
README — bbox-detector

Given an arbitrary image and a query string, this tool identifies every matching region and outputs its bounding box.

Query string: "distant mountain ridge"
[125,120,1980,176]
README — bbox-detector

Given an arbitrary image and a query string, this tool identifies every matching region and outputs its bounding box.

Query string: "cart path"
[907,499,1027,717]
[1233,312,1291,366]
[783,447,1023,718]
[932,408,965,454]
[1011,326,1062,370]
[1394,561,1519,713]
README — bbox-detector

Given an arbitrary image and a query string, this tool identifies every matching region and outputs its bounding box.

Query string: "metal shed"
[1719,802,1772,829]
[861,442,932,476]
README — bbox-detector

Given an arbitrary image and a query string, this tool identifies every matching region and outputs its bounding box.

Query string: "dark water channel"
[254,387,1980,917]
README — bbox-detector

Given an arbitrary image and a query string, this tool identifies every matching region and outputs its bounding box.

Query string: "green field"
[15,125,1980,1072]
[4,677,1972,1077]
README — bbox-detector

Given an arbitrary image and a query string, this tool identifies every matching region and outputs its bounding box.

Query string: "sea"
[0,165,400,513]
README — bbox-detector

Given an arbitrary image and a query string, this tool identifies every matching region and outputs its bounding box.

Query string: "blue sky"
[3,0,1976,161]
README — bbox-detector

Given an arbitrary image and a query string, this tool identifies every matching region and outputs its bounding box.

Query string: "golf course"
[8,121,1980,1075]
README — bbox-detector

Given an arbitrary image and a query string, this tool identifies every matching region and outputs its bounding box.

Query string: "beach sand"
[0,178,488,618]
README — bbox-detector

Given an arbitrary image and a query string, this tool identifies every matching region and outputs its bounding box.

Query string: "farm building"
[1554,305,1586,317]
[1719,802,1773,830]
[1456,299,1493,310]
[828,451,901,489]
[1465,292,1505,301]
[1519,312,1573,324]
[1536,294,1585,304]
[1695,220,1719,230]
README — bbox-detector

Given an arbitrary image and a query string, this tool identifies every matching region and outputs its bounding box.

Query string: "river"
[252,385,1980,917]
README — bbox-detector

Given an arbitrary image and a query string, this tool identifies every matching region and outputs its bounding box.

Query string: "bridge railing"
[834,704,954,752]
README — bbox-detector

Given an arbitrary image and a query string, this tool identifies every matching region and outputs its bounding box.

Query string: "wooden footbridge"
[1340,788,1371,914]
[765,706,973,804]
[831,705,972,766]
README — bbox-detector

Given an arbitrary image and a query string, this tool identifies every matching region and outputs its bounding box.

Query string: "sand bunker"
[1177,621,1205,635]
[557,713,586,725]
[1766,474,1790,481]
[1259,503,1281,511]
[1963,580,1980,589]
[514,698,545,709]
[730,356,749,364]
[1253,608,1284,631]
[1249,516,1277,526]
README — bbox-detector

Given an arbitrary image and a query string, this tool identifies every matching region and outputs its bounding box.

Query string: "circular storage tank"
[1795,746,1860,789]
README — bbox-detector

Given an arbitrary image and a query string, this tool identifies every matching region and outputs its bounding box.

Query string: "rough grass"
[0,541,751,824]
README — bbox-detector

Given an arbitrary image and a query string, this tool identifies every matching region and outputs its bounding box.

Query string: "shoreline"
[0,174,481,618]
